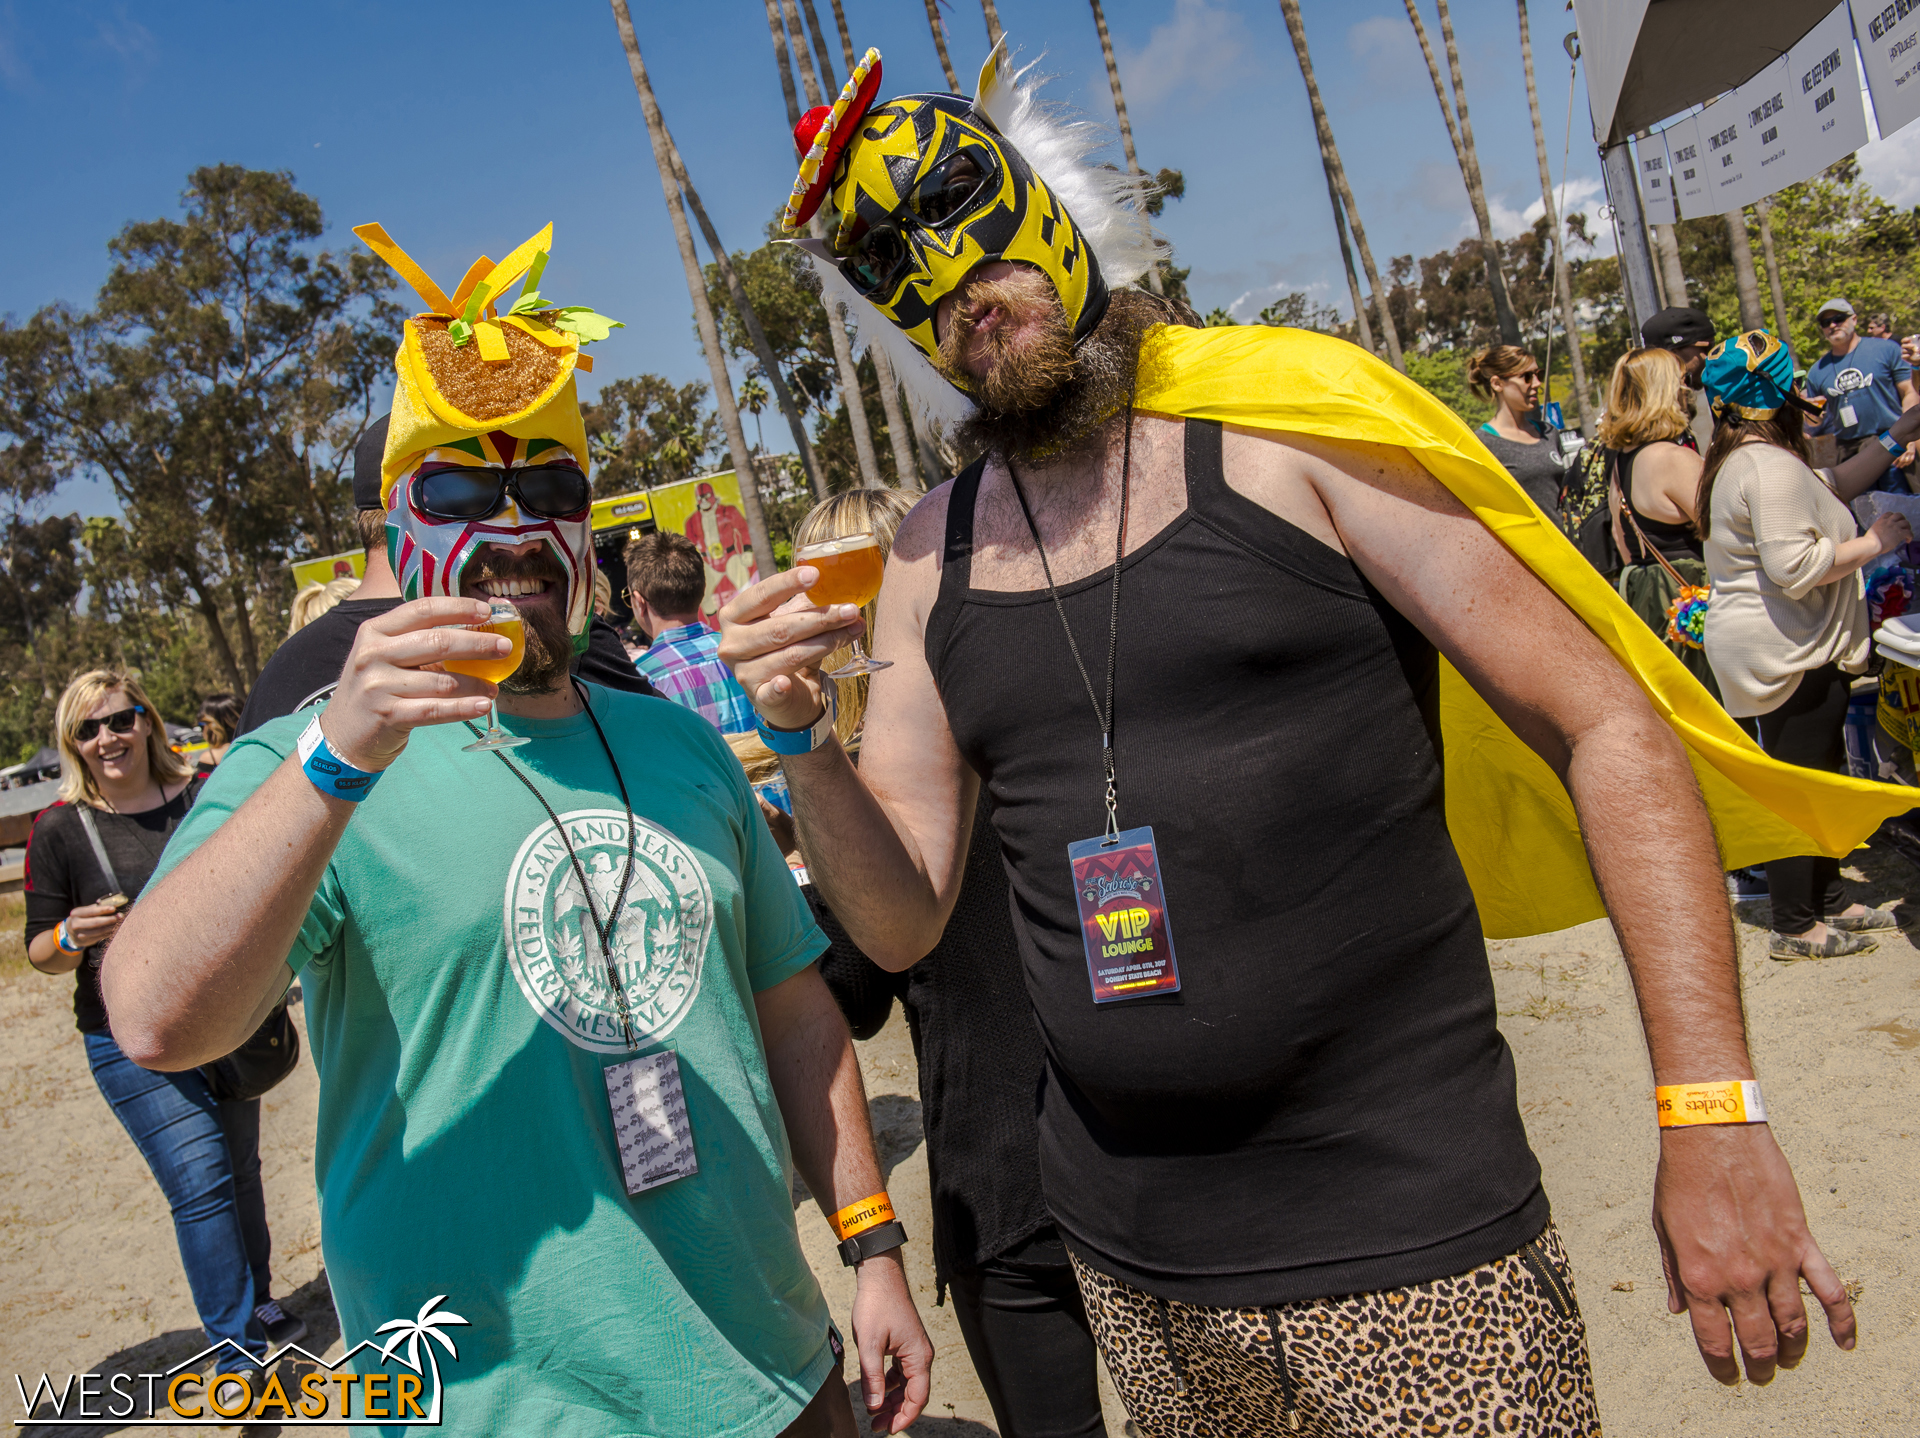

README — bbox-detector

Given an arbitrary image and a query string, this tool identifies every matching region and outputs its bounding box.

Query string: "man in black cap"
[1641,306,1717,451]
[238,418,655,733]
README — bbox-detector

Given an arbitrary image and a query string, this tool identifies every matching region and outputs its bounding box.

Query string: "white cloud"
[1346,15,1422,83]
[1859,116,1920,206]
[1487,175,1607,239]
[1115,0,1257,112]
[1226,277,1338,322]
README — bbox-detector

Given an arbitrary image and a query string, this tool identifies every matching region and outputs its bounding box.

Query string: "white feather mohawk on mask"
[798,40,1169,434]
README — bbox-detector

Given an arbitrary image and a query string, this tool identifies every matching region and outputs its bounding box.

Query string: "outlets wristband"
[756,679,839,757]
[298,714,383,803]
[1655,1079,1768,1128]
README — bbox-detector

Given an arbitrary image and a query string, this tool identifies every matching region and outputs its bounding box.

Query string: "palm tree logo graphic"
[373,1295,468,1424]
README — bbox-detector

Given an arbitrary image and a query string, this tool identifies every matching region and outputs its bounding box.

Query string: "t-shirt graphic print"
[505,809,712,1051]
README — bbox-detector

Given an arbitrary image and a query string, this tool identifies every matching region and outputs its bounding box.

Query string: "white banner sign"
[1665,111,1713,218]
[1636,132,1677,225]
[1773,5,1870,182]
[1853,0,1920,138]
[1699,92,1762,212]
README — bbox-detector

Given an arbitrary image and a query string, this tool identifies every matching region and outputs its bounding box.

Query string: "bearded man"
[105,224,930,1437]
[722,47,1910,1436]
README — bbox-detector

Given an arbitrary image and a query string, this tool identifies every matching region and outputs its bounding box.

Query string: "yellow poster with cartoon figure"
[647,471,759,627]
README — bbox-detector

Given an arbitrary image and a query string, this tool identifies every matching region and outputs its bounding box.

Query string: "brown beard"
[948,287,1197,464]
[464,549,574,694]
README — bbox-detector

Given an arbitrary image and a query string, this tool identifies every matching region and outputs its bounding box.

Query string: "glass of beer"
[444,597,531,751]
[795,532,891,678]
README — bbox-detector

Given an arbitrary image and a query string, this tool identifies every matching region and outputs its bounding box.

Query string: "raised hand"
[320,597,511,772]
[716,567,865,732]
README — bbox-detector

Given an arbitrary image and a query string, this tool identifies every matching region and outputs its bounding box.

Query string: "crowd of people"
[17,43,1916,1438]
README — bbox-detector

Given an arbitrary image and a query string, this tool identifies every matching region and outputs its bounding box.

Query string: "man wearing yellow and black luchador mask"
[721,40,1917,1437]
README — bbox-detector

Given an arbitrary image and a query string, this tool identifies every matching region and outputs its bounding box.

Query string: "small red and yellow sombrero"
[782,47,883,233]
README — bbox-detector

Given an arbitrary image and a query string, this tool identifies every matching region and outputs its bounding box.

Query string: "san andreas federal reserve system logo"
[12,1296,467,1426]
[507,808,712,1052]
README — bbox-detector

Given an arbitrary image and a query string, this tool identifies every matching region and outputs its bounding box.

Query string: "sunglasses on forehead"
[411,463,592,523]
[841,146,1002,298]
[75,705,145,743]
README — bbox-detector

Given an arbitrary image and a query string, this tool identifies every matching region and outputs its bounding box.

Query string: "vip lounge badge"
[505,809,712,1053]
[12,1297,465,1427]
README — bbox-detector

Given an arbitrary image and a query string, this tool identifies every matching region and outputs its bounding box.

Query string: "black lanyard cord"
[466,679,641,1047]
[1006,397,1135,845]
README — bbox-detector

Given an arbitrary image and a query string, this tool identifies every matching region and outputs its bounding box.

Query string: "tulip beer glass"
[444,597,531,750]
[796,532,890,678]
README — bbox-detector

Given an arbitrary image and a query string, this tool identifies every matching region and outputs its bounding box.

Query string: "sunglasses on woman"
[841,147,1002,298]
[410,463,592,523]
[75,705,145,743]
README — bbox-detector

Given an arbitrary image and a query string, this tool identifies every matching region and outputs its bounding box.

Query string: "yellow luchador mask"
[783,48,1109,384]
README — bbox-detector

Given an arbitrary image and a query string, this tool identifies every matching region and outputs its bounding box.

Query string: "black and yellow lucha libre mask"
[784,48,1109,387]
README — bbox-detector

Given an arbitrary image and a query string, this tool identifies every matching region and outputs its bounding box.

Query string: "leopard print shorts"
[1073,1224,1600,1436]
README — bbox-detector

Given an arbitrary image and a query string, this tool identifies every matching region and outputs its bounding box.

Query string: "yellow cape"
[1134,323,1914,938]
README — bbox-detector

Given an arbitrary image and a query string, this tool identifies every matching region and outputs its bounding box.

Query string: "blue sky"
[4,0,1912,519]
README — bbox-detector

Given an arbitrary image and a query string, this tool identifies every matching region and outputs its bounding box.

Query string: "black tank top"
[1620,443,1703,563]
[925,419,1547,1306]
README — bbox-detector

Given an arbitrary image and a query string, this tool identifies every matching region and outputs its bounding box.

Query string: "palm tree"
[657,120,828,497]
[1278,0,1404,371]
[1755,198,1792,343]
[980,0,1004,47]
[826,0,856,72]
[611,0,775,566]
[798,0,840,97]
[922,0,960,90]
[763,0,803,121]
[740,373,771,451]
[1324,167,1375,352]
[1725,209,1766,331]
[775,0,884,488]
[1087,0,1166,297]
[1404,0,1520,344]
[374,1295,468,1424]
[1516,0,1592,431]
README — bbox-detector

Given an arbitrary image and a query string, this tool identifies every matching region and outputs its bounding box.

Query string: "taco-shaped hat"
[353,222,622,499]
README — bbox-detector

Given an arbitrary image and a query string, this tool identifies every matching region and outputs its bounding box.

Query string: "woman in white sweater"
[1699,331,1920,958]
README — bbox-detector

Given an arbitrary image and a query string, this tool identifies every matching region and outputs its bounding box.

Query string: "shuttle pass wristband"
[832,1191,907,1266]
[56,920,81,954]
[756,679,838,757]
[298,715,383,803]
[1656,1080,1767,1128]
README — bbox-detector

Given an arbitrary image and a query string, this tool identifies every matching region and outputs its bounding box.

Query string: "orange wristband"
[1655,1080,1768,1128]
[829,1192,895,1241]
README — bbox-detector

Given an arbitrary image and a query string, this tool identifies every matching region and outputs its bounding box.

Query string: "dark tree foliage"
[582,375,723,496]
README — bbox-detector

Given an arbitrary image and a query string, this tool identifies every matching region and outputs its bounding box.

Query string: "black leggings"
[1749,662,1853,935]
[947,1228,1105,1438]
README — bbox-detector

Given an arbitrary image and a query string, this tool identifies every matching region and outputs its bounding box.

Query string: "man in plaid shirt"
[627,531,758,735]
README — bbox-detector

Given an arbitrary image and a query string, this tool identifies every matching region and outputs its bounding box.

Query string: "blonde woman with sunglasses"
[23,668,300,1376]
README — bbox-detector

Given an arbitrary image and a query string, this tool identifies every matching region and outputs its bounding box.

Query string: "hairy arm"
[755,968,932,1431]
[103,598,506,1068]
[719,489,978,969]
[1227,425,1852,1385]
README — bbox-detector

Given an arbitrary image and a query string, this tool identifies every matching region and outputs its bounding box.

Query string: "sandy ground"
[2,848,1916,1437]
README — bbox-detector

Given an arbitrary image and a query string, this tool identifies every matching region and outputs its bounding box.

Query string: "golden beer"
[443,613,526,684]
[799,535,884,609]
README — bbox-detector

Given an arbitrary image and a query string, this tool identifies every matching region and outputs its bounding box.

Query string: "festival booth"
[289,548,367,589]
[590,471,760,634]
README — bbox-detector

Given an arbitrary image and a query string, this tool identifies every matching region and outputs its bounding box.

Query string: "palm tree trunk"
[1516,0,1591,431]
[611,0,774,569]
[1755,199,1792,343]
[776,0,882,487]
[1652,224,1689,312]
[663,125,827,498]
[980,0,1003,47]
[827,0,857,73]
[763,0,802,127]
[1278,0,1404,370]
[799,0,840,91]
[1088,0,1164,296]
[1404,0,1521,345]
[923,0,960,89]
[870,351,921,487]
[1326,164,1374,352]
[1725,209,1765,332]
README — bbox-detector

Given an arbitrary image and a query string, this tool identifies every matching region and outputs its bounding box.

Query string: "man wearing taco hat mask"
[722,44,1910,1433]
[104,223,932,1437]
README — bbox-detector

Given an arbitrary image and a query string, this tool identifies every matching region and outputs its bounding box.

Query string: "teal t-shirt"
[155,686,833,1436]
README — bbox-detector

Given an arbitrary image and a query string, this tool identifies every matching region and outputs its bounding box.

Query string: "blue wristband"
[1880,431,1905,457]
[756,682,838,757]
[297,714,383,802]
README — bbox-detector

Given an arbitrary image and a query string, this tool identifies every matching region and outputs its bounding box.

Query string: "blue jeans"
[84,1031,271,1359]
